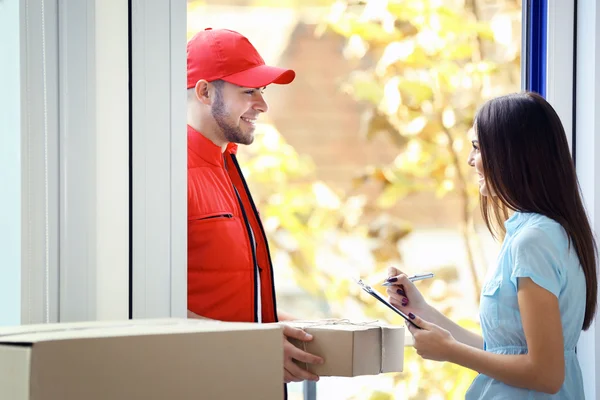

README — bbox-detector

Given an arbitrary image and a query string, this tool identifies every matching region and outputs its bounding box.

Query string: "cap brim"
[222,65,296,88]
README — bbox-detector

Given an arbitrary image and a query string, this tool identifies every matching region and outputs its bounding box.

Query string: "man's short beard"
[211,89,254,145]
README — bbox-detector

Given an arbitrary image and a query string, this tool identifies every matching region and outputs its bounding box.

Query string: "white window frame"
[19,0,61,325]
[574,1,600,398]
[12,0,186,325]
[539,1,600,397]
[55,0,130,322]
[546,1,575,152]
[130,0,187,318]
[0,0,29,326]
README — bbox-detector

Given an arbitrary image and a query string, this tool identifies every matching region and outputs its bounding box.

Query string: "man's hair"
[211,79,225,92]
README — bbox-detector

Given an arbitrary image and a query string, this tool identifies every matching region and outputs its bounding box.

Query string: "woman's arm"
[386,269,484,349]
[423,305,484,350]
[411,277,565,394]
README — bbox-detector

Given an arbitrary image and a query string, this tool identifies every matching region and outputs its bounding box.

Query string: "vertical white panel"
[20,0,60,325]
[94,0,130,320]
[0,0,22,327]
[575,1,600,399]
[57,0,129,322]
[58,0,98,322]
[169,0,188,317]
[131,0,187,318]
[546,0,574,152]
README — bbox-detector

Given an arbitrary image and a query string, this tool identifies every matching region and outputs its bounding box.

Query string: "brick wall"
[266,23,469,228]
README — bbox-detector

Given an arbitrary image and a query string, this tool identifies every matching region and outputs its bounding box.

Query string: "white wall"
[0,0,22,327]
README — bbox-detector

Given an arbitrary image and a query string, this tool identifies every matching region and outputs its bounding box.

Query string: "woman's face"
[467,127,491,196]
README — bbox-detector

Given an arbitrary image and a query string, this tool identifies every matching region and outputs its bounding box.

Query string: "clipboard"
[356,279,422,329]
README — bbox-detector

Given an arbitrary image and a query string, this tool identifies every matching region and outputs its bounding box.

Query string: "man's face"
[211,81,269,145]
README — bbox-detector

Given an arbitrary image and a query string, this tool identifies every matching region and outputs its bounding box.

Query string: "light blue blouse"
[465,212,586,399]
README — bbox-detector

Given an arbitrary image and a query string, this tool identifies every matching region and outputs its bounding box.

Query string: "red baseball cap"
[187,28,296,89]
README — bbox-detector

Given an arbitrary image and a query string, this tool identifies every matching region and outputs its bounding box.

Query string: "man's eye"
[244,90,254,95]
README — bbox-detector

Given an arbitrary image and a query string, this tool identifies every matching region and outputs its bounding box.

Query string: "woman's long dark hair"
[476,91,597,330]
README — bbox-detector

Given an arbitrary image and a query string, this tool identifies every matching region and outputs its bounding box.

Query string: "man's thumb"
[283,325,313,341]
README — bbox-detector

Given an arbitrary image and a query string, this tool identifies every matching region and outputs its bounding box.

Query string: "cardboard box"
[286,320,404,377]
[0,319,284,400]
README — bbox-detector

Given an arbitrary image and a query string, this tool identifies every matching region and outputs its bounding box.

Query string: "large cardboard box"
[286,320,404,377]
[0,319,284,400]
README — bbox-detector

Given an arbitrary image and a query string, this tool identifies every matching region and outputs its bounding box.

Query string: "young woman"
[386,92,597,398]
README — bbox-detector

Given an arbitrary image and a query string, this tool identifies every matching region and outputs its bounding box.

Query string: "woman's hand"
[407,313,458,362]
[385,267,430,316]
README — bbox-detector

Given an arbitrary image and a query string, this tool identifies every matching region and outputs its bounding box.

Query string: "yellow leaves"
[465,61,497,74]
[396,79,434,103]
[312,181,342,209]
[344,71,385,104]
[344,34,370,59]
[367,391,394,400]
[329,15,404,44]
[435,179,455,198]
[404,116,427,136]
[382,76,402,114]
[442,107,456,129]
[490,13,516,46]
[441,42,473,60]
[376,41,416,73]
[360,109,408,148]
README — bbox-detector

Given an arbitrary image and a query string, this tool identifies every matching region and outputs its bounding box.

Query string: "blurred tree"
[236,0,520,398]
[318,0,520,300]
[187,0,520,397]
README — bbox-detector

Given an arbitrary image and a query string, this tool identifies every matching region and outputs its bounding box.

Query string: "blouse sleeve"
[510,227,563,298]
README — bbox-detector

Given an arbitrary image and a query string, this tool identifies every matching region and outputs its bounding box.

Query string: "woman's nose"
[467,152,475,167]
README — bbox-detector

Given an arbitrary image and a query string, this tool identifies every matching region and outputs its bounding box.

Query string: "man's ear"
[194,80,211,105]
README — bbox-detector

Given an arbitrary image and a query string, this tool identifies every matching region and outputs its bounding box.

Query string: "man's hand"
[281,325,324,383]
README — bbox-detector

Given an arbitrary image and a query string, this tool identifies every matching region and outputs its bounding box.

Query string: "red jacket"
[187,125,279,323]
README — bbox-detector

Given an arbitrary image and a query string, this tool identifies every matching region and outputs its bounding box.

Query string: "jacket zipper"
[195,213,233,221]
[224,155,260,323]
[230,154,279,323]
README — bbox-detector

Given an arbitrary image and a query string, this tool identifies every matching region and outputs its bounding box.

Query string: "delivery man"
[186,27,324,385]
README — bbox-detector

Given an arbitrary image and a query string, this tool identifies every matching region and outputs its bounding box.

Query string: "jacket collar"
[187,125,238,167]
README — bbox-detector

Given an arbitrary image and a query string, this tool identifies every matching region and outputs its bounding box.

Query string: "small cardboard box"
[286,320,404,377]
[0,319,284,400]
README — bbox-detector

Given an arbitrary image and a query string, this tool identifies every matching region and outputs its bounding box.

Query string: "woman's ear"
[194,80,211,105]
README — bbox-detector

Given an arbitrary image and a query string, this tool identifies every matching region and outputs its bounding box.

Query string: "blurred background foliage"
[189,0,521,398]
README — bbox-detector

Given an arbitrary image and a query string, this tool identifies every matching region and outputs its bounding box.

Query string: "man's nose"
[254,95,269,113]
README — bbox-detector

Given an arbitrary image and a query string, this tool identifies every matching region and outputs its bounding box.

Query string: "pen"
[381,272,434,286]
